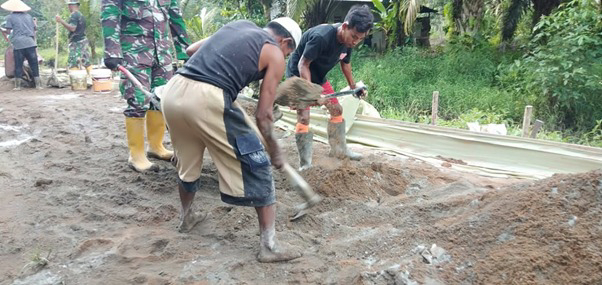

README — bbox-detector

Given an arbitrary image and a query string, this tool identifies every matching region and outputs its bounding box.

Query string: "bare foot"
[177,211,207,233]
[257,242,302,263]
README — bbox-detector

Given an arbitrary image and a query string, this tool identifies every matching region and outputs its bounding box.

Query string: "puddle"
[0,137,33,147]
[0,125,23,132]
[35,93,81,100]
[0,124,34,148]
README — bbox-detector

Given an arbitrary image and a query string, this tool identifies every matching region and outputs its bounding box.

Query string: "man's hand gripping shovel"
[117,65,162,110]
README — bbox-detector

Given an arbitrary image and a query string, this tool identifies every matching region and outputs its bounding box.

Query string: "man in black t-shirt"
[56,0,91,72]
[286,5,373,171]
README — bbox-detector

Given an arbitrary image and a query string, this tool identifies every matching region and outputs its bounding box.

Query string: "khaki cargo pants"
[161,75,275,207]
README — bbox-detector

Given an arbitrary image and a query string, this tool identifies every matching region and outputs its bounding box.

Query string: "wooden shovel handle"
[55,22,59,70]
[117,65,157,107]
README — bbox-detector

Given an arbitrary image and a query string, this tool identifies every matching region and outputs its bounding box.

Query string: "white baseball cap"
[270,17,302,49]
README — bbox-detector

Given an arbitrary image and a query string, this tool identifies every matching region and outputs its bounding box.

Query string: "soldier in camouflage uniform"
[101,0,190,172]
[55,0,91,72]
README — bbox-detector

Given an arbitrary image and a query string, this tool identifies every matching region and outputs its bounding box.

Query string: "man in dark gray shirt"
[163,18,304,263]
[56,0,91,73]
[1,0,43,90]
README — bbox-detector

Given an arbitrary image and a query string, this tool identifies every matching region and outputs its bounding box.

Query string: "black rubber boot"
[13,78,21,91]
[295,132,313,171]
[34,77,43,90]
[327,120,362,161]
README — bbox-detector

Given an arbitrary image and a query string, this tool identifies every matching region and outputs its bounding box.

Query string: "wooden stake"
[522,105,533,137]
[431,91,439,125]
[530,120,544,138]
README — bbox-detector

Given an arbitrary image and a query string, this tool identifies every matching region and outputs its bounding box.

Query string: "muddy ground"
[1,80,601,285]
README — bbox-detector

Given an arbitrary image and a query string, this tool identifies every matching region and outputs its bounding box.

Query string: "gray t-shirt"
[4,12,36,50]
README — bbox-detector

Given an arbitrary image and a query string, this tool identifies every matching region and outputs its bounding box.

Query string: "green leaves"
[371,0,398,50]
[499,0,602,130]
[372,0,386,14]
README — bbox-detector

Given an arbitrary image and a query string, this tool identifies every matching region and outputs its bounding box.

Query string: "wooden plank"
[530,120,544,138]
[522,105,533,137]
[431,91,439,125]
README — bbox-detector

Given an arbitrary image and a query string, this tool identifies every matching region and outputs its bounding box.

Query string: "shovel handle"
[281,163,320,203]
[117,65,159,107]
[299,86,367,102]
[323,86,367,99]
[54,22,59,70]
[281,163,310,190]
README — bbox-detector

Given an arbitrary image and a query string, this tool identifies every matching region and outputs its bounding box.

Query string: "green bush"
[498,0,602,132]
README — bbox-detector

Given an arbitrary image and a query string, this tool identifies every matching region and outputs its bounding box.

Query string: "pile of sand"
[303,161,409,200]
[438,170,602,284]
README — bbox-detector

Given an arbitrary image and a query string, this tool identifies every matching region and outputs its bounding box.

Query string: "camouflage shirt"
[101,0,190,66]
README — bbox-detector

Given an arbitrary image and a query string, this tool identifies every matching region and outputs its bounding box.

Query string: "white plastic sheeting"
[276,107,602,179]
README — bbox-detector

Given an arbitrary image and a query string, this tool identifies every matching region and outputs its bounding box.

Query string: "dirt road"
[1,82,601,284]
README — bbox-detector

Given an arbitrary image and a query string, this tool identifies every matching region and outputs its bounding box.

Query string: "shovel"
[274,77,367,109]
[117,65,161,109]
[47,22,63,88]
[280,163,322,221]
[305,86,367,104]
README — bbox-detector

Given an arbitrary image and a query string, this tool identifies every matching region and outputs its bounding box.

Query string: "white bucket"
[69,70,88,91]
[90,68,112,80]
[90,68,113,92]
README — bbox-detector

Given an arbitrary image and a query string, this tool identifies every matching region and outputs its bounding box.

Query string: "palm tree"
[450,0,485,37]
[302,0,339,29]
[501,0,564,42]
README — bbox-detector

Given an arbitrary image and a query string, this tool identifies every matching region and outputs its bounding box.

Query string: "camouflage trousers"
[120,62,174,118]
[68,38,91,68]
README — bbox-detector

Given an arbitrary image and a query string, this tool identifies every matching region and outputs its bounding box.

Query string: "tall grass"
[37,48,69,68]
[328,47,521,123]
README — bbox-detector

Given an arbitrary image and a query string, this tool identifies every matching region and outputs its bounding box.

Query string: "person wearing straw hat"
[55,0,91,74]
[101,0,191,172]
[1,0,43,90]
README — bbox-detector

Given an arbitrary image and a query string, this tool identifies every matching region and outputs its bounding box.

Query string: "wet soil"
[1,81,601,284]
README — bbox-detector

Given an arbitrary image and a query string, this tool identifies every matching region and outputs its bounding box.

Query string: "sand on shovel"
[274,77,323,109]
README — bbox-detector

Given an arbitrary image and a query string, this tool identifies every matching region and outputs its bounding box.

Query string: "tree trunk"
[261,0,272,21]
[90,43,96,60]
[532,0,562,27]
[452,0,484,37]
[246,0,253,17]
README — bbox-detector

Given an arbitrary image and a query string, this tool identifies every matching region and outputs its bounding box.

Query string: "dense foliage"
[498,0,602,131]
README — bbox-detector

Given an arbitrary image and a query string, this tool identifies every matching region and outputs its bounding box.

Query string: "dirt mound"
[303,160,409,200]
[436,170,602,284]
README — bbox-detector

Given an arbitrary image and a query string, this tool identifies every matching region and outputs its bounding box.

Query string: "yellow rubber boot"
[125,117,158,172]
[146,110,173,161]
[85,66,92,76]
